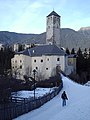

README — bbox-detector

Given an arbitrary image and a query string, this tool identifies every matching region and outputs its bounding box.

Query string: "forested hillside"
[0,27,90,50]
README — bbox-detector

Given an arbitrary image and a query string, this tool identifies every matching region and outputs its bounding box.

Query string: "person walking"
[61,91,68,106]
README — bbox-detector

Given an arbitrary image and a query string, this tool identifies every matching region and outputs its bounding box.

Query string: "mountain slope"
[0,27,90,50]
[0,31,38,44]
[61,28,86,50]
[14,75,90,120]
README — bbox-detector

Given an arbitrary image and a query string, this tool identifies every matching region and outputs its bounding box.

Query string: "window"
[34,59,36,62]
[47,58,49,61]
[19,73,20,75]
[48,26,50,29]
[41,59,43,62]
[57,58,60,61]
[46,68,48,70]
[20,60,22,63]
[36,67,38,70]
[15,60,17,63]
[20,65,22,69]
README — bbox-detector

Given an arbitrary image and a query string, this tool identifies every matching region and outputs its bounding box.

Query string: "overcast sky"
[0,0,90,34]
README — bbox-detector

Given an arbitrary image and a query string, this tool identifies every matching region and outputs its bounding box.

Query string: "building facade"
[46,11,61,48]
[13,43,20,52]
[11,45,68,80]
[11,53,31,79]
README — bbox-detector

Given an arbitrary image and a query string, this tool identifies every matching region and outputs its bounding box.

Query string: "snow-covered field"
[12,87,56,98]
[14,75,90,120]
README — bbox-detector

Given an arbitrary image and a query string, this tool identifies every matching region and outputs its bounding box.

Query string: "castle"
[11,11,76,80]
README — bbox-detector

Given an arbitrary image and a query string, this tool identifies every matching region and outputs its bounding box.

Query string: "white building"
[13,43,20,52]
[11,44,68,80]
[24,44,31,49]
[11,52,31,80]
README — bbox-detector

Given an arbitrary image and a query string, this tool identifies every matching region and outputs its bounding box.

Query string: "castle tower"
[46,11,61,48]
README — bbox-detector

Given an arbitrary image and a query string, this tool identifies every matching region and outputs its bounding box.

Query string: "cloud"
[9,0,50,33]
[9,1,46,33]
[30,1,43,9]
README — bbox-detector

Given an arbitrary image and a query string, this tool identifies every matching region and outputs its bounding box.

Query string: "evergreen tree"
[88,48,90,58]
[77,48,89,84]
[66,48,70,55]
[82,48,88,72]
[83,48,88,59]
[71,48,75,54]
[18,44,24,52]
[77,48,82,56]
[0,47,14,76]
[87,48,90,81]
[76,48,84,74]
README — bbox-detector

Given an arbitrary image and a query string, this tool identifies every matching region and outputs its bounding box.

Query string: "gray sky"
[0,0,90,34]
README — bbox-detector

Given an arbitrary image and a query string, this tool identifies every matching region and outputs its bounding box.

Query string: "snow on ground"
[85,81,90,86]
[14,75,90,120]
[12,88,56,98]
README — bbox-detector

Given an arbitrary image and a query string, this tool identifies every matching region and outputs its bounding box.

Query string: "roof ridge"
[28,49,31,56]
[47,11,60,17]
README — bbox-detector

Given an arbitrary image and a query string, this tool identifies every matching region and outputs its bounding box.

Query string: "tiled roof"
[16,49,30,56]
[17,45,66,57]
[47,11,60,17]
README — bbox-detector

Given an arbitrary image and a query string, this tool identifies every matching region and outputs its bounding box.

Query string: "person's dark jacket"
[61,91,68,100]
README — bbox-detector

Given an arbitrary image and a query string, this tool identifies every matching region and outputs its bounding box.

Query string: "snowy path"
[14,75,90,120]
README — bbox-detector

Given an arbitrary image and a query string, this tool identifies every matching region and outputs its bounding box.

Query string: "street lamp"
[33,69,37,100]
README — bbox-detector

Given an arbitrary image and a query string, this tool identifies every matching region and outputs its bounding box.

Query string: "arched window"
[57,58,60,61]
[47,58,49,61]
[20,60,22,63]
[36,67,38,70]
[41,59,43,62]
[34,59,36,62]
[20,65,22,69]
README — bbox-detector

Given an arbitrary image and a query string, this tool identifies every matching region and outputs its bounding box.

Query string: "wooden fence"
[0,83,63,120]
